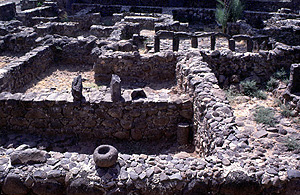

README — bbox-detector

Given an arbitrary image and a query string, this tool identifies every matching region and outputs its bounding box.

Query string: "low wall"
[0,91,193,141]
[176,51,237,155]
[1,29,38,53]
[201,44,300,88]
[94,51,177,83]
[0,46,53,93]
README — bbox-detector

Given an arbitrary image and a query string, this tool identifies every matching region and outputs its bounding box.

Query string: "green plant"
[230,0,244,22]
[215,0,229,33]
[240,80,258,97]
[284,136,300,151]
[273,68,288,80]
[283,78,290,85]
[225,88,241,102]
[37,1,43,7]
[254,90,267,100]
[266,77,279,91]
[254,106,277,126]
[273,98,282,107]
[215,0,244,33]
[280,104,293,118]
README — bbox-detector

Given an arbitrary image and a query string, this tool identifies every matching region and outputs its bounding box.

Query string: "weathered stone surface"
[2,173,29,195]
[110,74,121,102]
[10,148,47,165]
[287,170,300,179]
[253,130,268,139]
[72,75,83,101]
[32,180,64,195]
[220,171,261,195]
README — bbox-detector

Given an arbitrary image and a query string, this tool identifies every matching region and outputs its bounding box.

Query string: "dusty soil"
[230,91,300,155]
[0,53,24,69]
[22,65,98,94]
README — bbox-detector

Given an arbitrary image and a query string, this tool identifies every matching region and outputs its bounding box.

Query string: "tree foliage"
[215,0,244,33]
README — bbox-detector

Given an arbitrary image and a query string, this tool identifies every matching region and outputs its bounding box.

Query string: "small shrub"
[273,68,288,80]
[254,106,277,126]
[280,104,293,118]
[225,88,241,102]
[254,90,267,100]
[37,2,43,7]
[284,136,300,151]
[283,78,290,85]
[293,118,300,124]
[273,98,282,107]
[240,80,258,97]
[266,77,279,91]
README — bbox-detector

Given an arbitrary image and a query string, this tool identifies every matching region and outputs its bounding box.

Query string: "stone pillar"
[289,64,300,94]
[173,36,179,52]
[247,39,253,52]
[72,75,83,101]
[191,36,198,48]
[110,74,121,102]
[229,39,235,51]
[211,35,216,50]
[177,123,190,145]
[132,34,139,46]
[154,35,160,52]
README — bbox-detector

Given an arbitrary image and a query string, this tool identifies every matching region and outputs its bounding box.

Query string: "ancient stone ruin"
[0,0,299,194]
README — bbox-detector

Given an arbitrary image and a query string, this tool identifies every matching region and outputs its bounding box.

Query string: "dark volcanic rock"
[32,180,64,195]
[10,148,47,165]
[220,171,261,195]
[72,75,83,101]
[2,173,29,195]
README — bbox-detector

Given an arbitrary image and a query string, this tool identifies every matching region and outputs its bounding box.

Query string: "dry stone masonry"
[0,0,299,194]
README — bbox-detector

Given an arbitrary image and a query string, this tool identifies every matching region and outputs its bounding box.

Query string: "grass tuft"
[254,106,277,126]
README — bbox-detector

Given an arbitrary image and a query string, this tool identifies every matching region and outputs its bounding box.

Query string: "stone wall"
[0,91,193,141]
[0,46,54,93]
[262,25,300,46]
[69,0,299,11]
[0,2,16,21]
[1,28,38,53]
[94,51,177,84]
[200,44,300,88]
[176,51,237,155]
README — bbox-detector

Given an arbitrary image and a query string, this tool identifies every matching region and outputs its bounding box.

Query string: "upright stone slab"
[191,36,198,48]
[110,74,121,102]
[154,35,160,52]
[177,123,190,145]
[211,35,216,50]
[247,39,253,52]
[289,64,300,94]
[229,39,235,51]
[173,36,179,51]
[72,75,83,101]
[132,34,140,46]
[0,2,16,21]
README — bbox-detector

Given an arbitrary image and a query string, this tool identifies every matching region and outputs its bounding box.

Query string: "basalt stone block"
[10,148,47,165]
[72,75,83,101]
[220,171,261,195]
[32,180,64,195]
[2,173,29,195]
[177,123,190,145]
[110,74,121,102]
